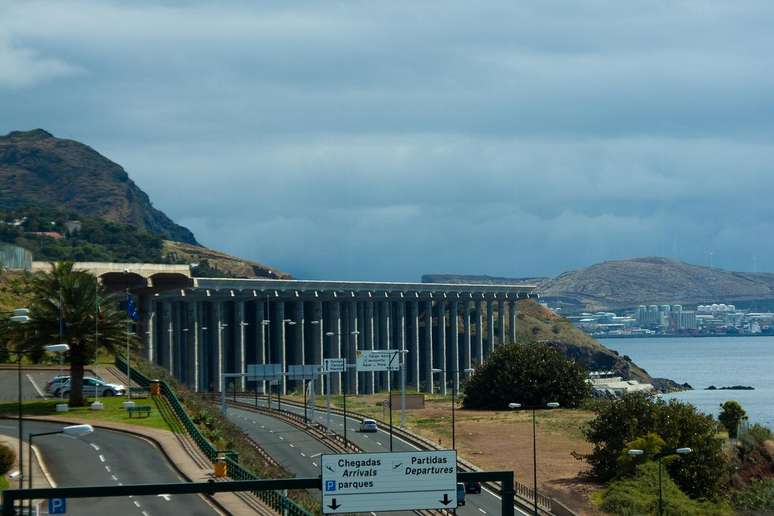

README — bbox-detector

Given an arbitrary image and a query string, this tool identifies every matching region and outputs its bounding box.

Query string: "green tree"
[0,442,14,476]
[583,392,727,500]
[25,262,137,406]
[718,401,746,439]
[462,342,591,409]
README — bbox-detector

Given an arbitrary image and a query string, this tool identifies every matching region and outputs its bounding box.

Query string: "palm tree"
[27,262,137,406]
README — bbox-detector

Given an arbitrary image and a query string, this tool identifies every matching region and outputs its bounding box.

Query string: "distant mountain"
[540,257,774,312]
[0,129,288,278]
[422,273,546,285]
[0,129,196,244]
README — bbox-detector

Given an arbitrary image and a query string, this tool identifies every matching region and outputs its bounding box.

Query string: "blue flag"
[127,294,140,321]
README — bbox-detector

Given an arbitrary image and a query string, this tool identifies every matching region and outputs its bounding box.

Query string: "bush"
[600,461,732,516]
[718,401,746,439]
[732,478,774,511]
[0,442,15,476]
[583,392,727,500]
[462,342,591,409]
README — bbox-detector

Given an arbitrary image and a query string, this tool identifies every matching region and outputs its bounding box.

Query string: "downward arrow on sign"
[328,498,341,510]
[439,493,452,506]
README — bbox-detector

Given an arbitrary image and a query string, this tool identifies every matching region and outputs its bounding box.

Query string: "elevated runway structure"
[140,278,537,396]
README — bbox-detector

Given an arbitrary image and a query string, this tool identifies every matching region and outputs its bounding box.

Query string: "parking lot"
[0,367,89,402]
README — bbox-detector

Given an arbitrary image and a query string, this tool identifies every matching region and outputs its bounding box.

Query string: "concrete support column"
[162,301,173,374]
[462,300,472,372]
[422,300,433,394]
[498,299,506,346]
[449,300,459,392]
[141,296,155,363]
[409,300,420,388]
[347,301,358,395]
[436,299,447,395]
[215,301,225,393]
[236,301,246,390]
[173,302,183,380]
[475,300,484,366]
[187,302,200,392]
[293,300,305,392]
[509,300,518,344]
[397,300,406,393]
[312,300,324,393]
[378,300,391,391]
[272,301,287,394]
[486,300,495,358]
[330,301,342,394]
[364,301,375,394]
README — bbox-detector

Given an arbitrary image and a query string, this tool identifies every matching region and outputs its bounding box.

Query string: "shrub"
[600,461,732,516]
[732,478,774,511]
[0,442,15,476]
[718,401,746,439]
[583,392,727,500]
[462,342,591,410]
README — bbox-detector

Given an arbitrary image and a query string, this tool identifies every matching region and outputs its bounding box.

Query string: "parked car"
[457,483,466,506]
[45,375,71,395]
[58,377,125,397]
[464,481,482,494]
[359,418,378,432]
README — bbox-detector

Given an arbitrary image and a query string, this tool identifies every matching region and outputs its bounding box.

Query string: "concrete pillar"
[448,300,459,392]
[475,300,484,365]
[356,302,365,395]
[347,300,358,395]
[236,301,246,390]
[312,300,324,393]
[187,302,200,392]
[365,300,375,394]
[462,299,471,372]
[436,299,447,395]
[396,300,406,393]
[215,301,224,393]
[141,296,155,362]
[162,301,173,374]
[498,299,506,346]
[272,301,287,394]
[330,301,342,394]
[509,300,518,344]
[173,302,183,380]
[293,300,305,392]
[409,300,420,388]
[378,300,391,391]
[422,300,433,394]
[486,300,495,358]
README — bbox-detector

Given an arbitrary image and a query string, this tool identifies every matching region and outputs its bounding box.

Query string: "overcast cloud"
[2,1,774,280]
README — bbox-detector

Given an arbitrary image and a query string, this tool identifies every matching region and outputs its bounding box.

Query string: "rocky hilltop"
[539,257,774,312]
[0,129,196,244]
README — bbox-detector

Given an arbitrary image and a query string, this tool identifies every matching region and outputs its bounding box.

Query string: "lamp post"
[280,319,296,410]
[9,309,30,498]
[260,319,270,398]
[28,424,94,513]
[627,447,692,516]
[325,330,359,449]
[432,368,475,450]
[509,402,560,516]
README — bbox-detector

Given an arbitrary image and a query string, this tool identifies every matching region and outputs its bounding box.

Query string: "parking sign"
[49,498,67,514]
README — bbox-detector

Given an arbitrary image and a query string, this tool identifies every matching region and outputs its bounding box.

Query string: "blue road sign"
[49,498,67,514]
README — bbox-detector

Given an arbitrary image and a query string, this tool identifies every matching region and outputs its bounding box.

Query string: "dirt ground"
[295,393,605,514]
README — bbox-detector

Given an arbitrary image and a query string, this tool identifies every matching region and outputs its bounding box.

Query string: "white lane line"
[142,511,150,516]
[158,494,172,501]
[311,453,322,458]
[111,475,118,481]
[363,435,369,439]
[26,374,46,399]
[99,454,105,462]
[279,436,284,440]
[376,442,382,446]
[300,452,306,457]
[133,500,141,508]
[289,443,295,448]
[312,462,317,467]
[478,508,487,514]
[105,466,111,473]
[90,443,100,451]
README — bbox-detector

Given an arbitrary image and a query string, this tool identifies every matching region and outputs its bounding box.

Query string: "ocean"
[602,336,774,428]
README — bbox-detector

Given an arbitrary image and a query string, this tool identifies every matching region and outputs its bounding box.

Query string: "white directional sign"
[287,364,321,380]
[247,363,283,381]
[323,358,346,373]
[321,450,457,513]
[355,350,401,372]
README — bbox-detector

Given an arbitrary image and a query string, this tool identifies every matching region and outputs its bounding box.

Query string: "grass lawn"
[0,475,8,493]
[0,395,174,432]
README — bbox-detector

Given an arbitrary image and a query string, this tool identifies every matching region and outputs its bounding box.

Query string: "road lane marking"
[158,494,172,501]
[300,452,306,457]
[312,462,317,467]
[279,436,284,440]
[111,475,118,481]
[376,441,382,446]
[142,511,150,516]
[105,466,111,472]
[99,454,105,462]
[478,508,487,514]
[90,443,100,451]
[133,501,141,507]
[289,443,295,448]
[26,374,46,399]
[310,452,321,458]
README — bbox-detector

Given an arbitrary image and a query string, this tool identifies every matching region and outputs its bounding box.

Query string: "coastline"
[595,333,774,340]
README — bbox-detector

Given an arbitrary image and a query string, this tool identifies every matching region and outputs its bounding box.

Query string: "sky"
[2,1,774,281]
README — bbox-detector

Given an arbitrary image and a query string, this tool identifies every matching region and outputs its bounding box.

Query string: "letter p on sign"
[49,498,67,514]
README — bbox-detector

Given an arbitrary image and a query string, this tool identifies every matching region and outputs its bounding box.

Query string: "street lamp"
[260,319,270,397]
[627,447,692,516]
[432,368,475,450]
[325,330,359,449]
[508,401,560,516]
[28,424,93,513]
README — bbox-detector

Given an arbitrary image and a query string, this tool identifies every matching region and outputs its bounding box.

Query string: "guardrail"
[114,356,311,516]
[225,391,560,515]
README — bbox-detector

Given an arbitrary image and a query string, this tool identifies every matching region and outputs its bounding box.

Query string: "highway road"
[0,419,217,516]
[230,396,528,516]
